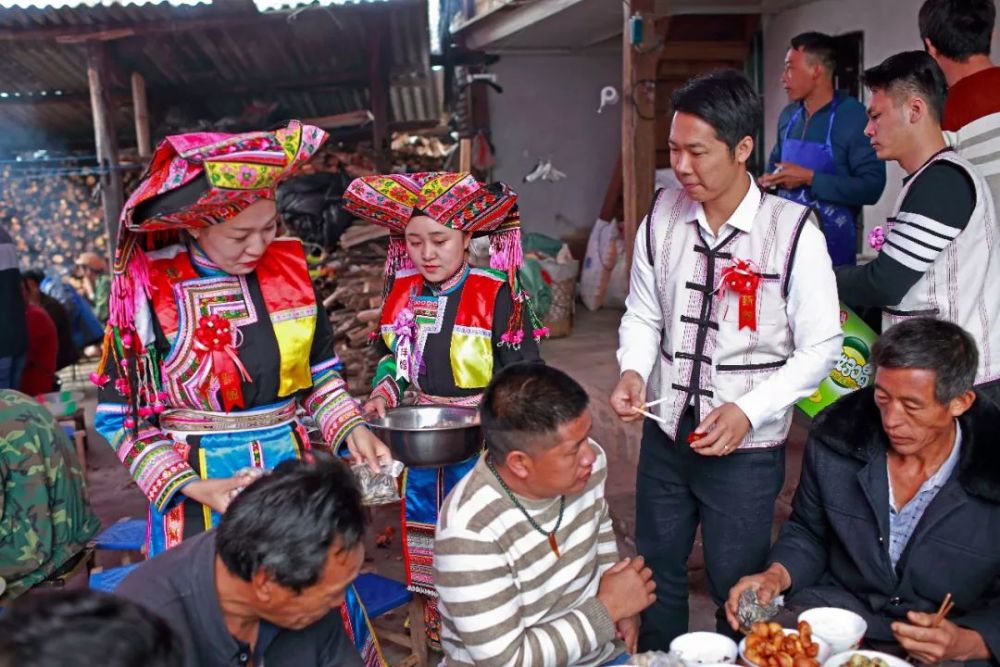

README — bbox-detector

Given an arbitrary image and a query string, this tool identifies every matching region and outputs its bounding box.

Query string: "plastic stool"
[93,519,146,552]
[354,572,412,617]
[355,573,427,667]
[89,563,140,593]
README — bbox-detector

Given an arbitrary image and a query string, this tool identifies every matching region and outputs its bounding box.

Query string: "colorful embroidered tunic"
[96,238,364,553]
[369,264,541,598]
[93,120,384,666]
[95,239,385,667]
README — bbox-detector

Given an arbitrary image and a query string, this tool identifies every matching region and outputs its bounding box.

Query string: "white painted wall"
[762,0,1000,247]
[488,50,622,242]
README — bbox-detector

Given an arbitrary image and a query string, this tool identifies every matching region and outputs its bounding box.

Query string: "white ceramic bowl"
[738,628,831,666]
[798,608,868,655]
[668,632,739,665]
[823,650,913,667]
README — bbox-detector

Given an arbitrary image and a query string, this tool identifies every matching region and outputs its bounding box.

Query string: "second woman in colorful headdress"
[342,171,546,647]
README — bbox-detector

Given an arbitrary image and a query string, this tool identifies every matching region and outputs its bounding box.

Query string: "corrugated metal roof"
[0,0,390,10]
[0,0,439,151]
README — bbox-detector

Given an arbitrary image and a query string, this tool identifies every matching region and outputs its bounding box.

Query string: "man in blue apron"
[760,32,886,266]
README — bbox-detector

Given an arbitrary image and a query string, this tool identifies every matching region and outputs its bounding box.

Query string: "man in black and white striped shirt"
[836,51,1000,402]
[434,364,656,667]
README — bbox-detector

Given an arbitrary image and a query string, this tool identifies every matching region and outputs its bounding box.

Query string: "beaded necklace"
[486,455,565,557]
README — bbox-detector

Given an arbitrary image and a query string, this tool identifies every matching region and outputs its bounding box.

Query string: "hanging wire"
[1,164,144,180]
[0,154,101,165]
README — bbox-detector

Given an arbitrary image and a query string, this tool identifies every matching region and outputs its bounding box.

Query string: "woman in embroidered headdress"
[93,121,390,666]
[342,172,546,646]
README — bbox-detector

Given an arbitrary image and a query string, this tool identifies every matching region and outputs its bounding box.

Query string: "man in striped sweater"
[434,364,656,667]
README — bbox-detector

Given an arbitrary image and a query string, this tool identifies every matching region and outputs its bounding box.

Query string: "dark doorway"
[831,31,866,251]
[832,31,864,100]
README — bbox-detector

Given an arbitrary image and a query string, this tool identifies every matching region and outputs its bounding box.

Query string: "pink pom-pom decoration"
[122,332,134,347]
[153,403,166,415]
[868,226,886,252]
[123,417,136,429]
[532,327,550,340]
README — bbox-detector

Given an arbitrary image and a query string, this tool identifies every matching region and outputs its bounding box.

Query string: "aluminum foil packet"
[352,460,405,505]
[737,588,785,632]
[627,651,682,667]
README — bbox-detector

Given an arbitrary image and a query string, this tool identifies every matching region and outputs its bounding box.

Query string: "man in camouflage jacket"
[0,389,99,600]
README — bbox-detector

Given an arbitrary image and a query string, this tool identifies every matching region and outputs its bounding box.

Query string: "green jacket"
[0,390,99,600]
[93,274,111,323]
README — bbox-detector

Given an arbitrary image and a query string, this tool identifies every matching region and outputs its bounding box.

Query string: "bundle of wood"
[390,133,455,173]
[314,229,390,394]
[1,125,444,271]
[1,163,142,269]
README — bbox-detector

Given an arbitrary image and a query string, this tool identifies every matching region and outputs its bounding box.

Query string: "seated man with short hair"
[117,453,368,667]
[0,589,184,667]
[434,363,656,667]
[726,318,999,664]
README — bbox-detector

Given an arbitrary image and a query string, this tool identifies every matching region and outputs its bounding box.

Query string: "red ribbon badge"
[719,259,761,331]
[193,314,252,412]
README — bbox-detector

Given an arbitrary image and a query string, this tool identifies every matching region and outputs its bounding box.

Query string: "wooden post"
[131,72,151,158]
[87,41,124,268]
[459,138,472,172]
[621,0,659,286]
[367,15,392,173]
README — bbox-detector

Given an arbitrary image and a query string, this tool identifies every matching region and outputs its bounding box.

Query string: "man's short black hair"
[481,363,589,463]
[670,69,762,154]
[862,50,949,122]
[919,0,995,61]
[0,590,183,667]
[216,452,367,593]
[790,31,838,73]
[871,317,978,403]
[20,268,44,286]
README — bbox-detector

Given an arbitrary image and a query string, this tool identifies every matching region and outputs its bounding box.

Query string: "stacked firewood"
[314,229,391,394]
[1,128,444,271]
[0,164,142,269]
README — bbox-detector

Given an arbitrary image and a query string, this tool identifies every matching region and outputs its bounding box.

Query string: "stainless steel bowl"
[367,405,482,468]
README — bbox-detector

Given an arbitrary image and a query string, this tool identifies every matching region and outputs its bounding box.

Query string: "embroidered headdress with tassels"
[93,120,328,425]
[341,172,547,346]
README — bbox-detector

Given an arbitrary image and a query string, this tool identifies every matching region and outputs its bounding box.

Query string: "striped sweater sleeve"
[836,161,975,308]
[435,524,616,667]
[596,496,619,572]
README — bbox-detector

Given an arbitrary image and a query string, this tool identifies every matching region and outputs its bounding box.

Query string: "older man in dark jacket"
[726,318,998,665]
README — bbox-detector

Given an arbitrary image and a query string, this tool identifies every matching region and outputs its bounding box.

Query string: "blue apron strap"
[784,105,805,142]
[824,95,840,148]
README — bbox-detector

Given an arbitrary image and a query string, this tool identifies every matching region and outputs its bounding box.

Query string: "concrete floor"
[71,306,811,661]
